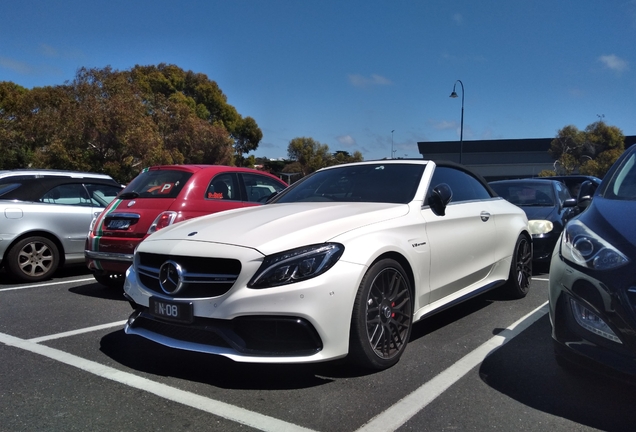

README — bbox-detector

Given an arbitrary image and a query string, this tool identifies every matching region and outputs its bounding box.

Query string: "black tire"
[501,234,532,299]
[349,259,413,370]
[93,272,125,289]
[6,236,59,282]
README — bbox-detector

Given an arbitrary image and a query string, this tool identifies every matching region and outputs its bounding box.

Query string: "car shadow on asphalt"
[68,283,127,301]
[480,314,636,431]
[99,329,374,390]
[409,289,498,344]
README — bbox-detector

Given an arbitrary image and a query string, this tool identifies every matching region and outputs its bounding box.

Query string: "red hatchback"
[85,165,287,288]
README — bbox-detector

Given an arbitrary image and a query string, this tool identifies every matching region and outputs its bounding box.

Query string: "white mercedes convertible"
[123,160,531,370]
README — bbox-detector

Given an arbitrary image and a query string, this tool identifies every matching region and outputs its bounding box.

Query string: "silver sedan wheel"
[7,236,59,282]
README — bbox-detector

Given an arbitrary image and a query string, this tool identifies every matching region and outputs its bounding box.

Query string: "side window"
[242,173,285,203]
[40,184,92,207]
[84,183,123,207]
[428,166,492,203]
[206,173,238,201]
[555,182,570,203]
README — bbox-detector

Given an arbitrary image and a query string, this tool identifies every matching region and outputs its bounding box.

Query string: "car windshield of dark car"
[121,170,193,199]
[273,163,425,204]
[605,153,636,200]
[491,183,555,206]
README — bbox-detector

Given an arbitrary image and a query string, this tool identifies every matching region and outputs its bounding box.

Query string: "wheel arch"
[2,230,66,267]
[367,251,416,309]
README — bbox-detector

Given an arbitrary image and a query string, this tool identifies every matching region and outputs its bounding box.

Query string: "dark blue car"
[549,145,636,383]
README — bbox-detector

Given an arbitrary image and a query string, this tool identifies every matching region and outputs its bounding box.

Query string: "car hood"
[141,202,409,255]
[583,197,636,249]
[518,205,556,221]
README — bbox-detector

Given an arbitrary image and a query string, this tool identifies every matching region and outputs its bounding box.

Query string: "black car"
[542,175,602,198]
[489,179,578,263]
[549,145,636,382]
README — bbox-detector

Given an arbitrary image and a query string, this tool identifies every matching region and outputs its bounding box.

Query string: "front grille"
[129,311,323,356]
[137,252,241,298]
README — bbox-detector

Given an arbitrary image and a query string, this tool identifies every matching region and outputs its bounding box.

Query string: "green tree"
[0,64,254,182]
[287,137,332,176]
[549,120,625,178]
[332,150,364,165]
[0,82,32,169]
[130,64,261,166]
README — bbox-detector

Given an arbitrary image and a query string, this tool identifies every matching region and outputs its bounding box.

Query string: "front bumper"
[531,231,560,262]
[123,247,366,364]
[549,249,636,382]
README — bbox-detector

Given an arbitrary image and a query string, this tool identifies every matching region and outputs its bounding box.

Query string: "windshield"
[121,169,193,199]
[272,163,425,204]
[605,152,636,200]
[490,182,555,206]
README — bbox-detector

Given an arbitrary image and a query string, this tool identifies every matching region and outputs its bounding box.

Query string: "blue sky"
[2,1,635,161]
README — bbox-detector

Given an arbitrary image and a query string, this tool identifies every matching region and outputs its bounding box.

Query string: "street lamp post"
[449,80,464,164]
[391,130,395,159]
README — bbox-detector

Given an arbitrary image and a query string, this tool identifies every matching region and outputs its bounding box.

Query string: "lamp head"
[449,91,458,98]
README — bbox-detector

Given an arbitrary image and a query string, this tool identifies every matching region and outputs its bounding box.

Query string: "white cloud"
[348,74,393,88]
[336,135,356,146]
[598,54,629,72]
[39,44,59,57]
[429,120,457,131]
[452,13,463,25]
[0,57,33,74]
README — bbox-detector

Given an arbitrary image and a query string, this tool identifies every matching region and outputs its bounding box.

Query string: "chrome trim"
[84,250,134,263]
[137,264,237,284]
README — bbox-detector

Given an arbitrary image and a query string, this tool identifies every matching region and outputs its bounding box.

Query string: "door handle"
[480,211,490,222]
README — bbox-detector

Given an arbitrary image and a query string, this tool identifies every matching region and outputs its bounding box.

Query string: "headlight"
[570,298,621,343]
[560,220,628,270]
[528,219,553,235]
[248,243,344,289]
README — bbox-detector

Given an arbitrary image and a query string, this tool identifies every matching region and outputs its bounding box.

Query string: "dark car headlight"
[560,220,628,270]
[248,243,344,289]
[528,219,553,236]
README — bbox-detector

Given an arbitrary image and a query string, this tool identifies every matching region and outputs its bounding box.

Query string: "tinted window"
[206,173,239,201]
[242,173,286,203]
[0,183,21,197]
[429,167,492,202]
[123,169,192,198]
[85,183,123,206]
[490,182,555,206]
[40,184,92,206]
[274,163,425,204]
[554,182,571,203]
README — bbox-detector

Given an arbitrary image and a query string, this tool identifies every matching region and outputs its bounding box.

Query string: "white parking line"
[28,320,128,343]
[355,302,549,432]
[0,301,549,432]
[0,332,317,432]
[0,277,96,291]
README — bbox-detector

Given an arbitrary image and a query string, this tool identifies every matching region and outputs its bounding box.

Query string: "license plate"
[149,297,193,323]
[107,219,131,229]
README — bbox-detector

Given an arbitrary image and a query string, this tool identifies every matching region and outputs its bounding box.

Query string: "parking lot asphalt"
[2,267,636,432]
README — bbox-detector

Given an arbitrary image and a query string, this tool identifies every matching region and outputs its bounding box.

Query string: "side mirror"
[429,183,453,216]
[576,180,595,211]
[563,198,577,208]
